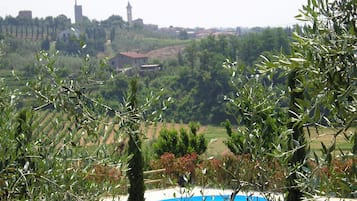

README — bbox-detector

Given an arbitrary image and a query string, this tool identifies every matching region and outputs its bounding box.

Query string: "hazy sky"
[1,0,307,28]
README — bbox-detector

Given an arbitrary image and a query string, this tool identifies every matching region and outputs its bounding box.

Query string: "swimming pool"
[160,194,267,201]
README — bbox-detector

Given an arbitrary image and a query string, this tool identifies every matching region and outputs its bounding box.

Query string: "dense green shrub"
[153,122,207,157]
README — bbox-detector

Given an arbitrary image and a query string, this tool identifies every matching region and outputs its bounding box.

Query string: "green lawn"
[306,127,354,155]
[202,124,355,157]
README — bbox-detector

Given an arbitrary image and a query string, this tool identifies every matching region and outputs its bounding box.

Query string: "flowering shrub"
[176,153,198,175]
[150,152,198,184]
[195,153,286,191]
[157,152,176,176]
[151,152,286,191]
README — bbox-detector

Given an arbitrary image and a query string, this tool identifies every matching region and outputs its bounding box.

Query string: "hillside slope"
[146,44,186,61]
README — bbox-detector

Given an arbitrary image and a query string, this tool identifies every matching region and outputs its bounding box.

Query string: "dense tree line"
[0,15,71,41]
[237,27,292,66]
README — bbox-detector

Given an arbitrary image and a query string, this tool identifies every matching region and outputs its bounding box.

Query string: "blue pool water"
[160,195,267,201]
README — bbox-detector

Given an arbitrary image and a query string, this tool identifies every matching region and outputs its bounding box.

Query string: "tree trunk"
[286,70,306,201]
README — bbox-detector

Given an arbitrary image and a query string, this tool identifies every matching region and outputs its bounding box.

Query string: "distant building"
[110,52,148,69]
[18,10,32,19]
[143,24,159,31]
[133,18,144,27]
[74,0,83,23]
[127,2,133,26]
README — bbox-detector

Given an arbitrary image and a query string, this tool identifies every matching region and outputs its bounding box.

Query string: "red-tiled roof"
[120,52,148,59]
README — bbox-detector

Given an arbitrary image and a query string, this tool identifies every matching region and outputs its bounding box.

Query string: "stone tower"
[127,2,133,26]
[74,0,83,23]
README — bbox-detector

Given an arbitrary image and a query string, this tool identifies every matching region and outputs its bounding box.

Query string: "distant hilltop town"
[0,0,247,75]
[73,0,143,27]
[3,1,242,40]
[73,0,241,37]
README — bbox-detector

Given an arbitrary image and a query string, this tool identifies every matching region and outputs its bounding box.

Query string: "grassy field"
[143,123,354,158]
[306,127,354,155]
[32,111,354,158]
[200,124,354,158]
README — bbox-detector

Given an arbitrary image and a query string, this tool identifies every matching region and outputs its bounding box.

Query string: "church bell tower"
[74,0,83,23]
[127,2,133,26]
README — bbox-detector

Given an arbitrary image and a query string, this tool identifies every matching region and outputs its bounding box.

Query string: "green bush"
[153,122,207,157]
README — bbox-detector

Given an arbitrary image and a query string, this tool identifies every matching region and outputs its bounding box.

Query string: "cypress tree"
[127,79,145,201]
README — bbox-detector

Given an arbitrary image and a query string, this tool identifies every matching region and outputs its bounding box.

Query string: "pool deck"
[102,187,357,201]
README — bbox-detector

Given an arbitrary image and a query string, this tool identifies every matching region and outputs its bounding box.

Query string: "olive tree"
[224,0,356,199]
[223,60,290,195]
[260,0,356,199]
[0,47,168,200]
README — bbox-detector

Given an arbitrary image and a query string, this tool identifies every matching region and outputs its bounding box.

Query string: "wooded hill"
[0,13,293,125]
